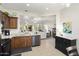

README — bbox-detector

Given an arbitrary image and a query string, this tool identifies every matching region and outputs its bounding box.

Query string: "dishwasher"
[32,35,40,47]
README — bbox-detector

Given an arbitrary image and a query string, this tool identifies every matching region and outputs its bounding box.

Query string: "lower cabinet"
[14,37,25,48]
[0,41,1,53]
[11,38,14,49]
[55,36,76,55]
[25,36,32,48]
[11,36,32,49]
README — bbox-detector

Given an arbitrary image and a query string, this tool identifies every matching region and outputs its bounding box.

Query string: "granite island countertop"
[56,35,76,40]
[1,32,40,39]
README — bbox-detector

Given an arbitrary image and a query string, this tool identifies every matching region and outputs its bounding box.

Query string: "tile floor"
[21,37,65,56]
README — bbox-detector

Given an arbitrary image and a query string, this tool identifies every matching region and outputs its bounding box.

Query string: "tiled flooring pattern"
[22,37,65,56]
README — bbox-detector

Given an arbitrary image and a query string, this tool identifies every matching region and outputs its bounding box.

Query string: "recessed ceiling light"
[66,3,70,7]
[46,8,49,10]
[61,3,71,7]
[26,4,30,7]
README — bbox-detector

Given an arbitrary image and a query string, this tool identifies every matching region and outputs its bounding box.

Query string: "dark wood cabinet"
[0,46,1,55]
[0,43,1,52]
[11,37,15,49]
[0,11,10,29]
[55,36,76,55]
[11,36,32,49]
[9,17,17,29]
[2,14,10,29]
[0,11,3,20]
[25,36,32,47]
[0,10,17,29]
[25,37,28,47]
[13,37,25,49]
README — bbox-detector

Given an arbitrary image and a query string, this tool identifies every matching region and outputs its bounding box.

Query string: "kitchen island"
[1,33,41,55]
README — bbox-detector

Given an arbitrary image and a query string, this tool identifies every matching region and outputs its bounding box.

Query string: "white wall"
[56,4,79,39]
[56,4,79,53]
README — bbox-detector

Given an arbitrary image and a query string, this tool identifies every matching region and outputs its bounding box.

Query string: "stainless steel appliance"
[32,35,40,47]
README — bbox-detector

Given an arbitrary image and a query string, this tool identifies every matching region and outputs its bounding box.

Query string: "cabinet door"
[4,15,10,28]
[55,37,64,52]
[11,38,15,49]
[14,37,25,49]
[0,11,2,21]
[1,14,10,29]
[19,37,26,48]
[25,36,32,48]
[27,36,32,47]
[9,17,17,29]
[0,41,1,54]
[25,37,28,48]
[2,14,5,28]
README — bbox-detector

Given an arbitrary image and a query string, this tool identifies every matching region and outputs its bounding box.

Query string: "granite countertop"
[1,32,40,39]
[56,35,76,40]
[1,35,12,39]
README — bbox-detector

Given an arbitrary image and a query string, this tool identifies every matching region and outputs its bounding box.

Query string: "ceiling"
[0,3,67,15]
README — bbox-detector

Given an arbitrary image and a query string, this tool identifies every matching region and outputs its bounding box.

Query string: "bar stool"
[66,46,79,56]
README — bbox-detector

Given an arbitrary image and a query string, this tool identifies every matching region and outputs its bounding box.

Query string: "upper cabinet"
[0,11,10,29]
[0,10,18,29]
[9,17,17,29]
[0,11,3,20]
[2,14,10,29]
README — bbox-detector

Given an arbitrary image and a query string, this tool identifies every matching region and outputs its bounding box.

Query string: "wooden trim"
[0,10,9,17]
[10,17,18,19]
